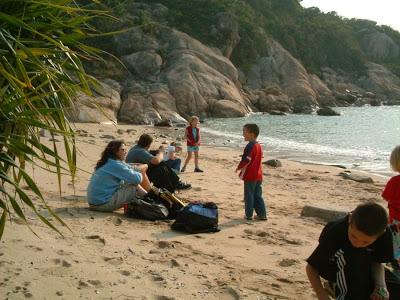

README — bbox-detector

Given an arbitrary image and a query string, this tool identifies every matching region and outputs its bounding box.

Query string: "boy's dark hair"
[137,134,153,148]
[350,202,388,236]
[243,123,260,137]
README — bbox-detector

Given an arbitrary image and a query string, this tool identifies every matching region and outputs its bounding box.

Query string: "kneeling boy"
[306,202,393,300]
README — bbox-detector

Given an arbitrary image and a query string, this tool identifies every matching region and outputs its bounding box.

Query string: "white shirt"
[163,145,176,161]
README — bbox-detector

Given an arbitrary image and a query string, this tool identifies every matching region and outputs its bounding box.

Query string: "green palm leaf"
[0,0,114,240]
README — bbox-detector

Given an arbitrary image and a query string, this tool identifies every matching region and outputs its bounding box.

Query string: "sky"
[301,0,400,32]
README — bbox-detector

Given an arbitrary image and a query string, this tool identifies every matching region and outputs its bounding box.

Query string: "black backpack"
[125,195,169,221]
[171,202,220,234]
[146,162,180,193]
[386,267,400,300]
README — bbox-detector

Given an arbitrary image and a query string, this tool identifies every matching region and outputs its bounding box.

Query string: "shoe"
[194,168,204,172]
[180,167,186,173]
[176,181,191,190]
[244,216,252,221]
[255,215,268,221]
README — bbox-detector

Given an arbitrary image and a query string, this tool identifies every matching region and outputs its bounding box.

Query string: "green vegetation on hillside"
[97,0,400,77]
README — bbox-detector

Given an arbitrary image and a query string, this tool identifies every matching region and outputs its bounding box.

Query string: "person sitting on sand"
[306,202,393,300]
[126,134,190,190]
[126,134,164,166]
[163,142,182,173]
[87,140,151,212]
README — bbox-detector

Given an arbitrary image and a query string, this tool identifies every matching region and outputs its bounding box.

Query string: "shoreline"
[201,125,394,178]
[201,131,392,179]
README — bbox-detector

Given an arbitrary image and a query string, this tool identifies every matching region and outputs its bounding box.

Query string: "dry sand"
[0,123,389,299]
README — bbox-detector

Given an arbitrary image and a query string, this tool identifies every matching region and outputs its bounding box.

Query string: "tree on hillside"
[0,0,108,239]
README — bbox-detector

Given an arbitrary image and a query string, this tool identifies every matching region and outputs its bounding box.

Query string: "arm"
[370,262,389,300]
[236,143,253,172]
[150,147,164,165]
[306,264,331,300]
[195,128,201,146]
[110,161,142,185]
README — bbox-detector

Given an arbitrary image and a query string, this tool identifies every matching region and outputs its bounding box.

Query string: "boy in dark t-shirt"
[306,202,393,300]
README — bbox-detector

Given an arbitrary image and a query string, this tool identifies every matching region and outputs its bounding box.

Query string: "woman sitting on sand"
[87,140,152,212]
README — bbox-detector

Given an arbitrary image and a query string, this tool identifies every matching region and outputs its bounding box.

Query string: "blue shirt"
[126,144,154,164]
[87,159,142,205]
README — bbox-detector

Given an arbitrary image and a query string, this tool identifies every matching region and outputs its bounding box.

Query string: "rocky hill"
[71,0,400,124]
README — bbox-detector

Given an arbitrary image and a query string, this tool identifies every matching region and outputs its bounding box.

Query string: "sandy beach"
[0,123,389,300]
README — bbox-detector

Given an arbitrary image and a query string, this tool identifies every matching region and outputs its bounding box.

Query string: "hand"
[131,163,147,172]
[370,286,389,300]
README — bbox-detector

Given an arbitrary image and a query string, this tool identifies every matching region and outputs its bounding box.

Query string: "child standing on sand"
[235,123,267,221]
[382,145,400,277]
[181,116,203,173]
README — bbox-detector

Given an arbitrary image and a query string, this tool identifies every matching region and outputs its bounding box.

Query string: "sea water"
[202,106,400,176]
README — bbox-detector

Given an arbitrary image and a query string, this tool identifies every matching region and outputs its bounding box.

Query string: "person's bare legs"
[136,184,148,196]
[194,151,203,172]
[140,170,151,192]
[182,151,192,171]
[194,151,199,169]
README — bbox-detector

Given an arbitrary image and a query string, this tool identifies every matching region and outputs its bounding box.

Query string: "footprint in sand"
[85,235,106,245]
[278,258,300,267]
[25,245,43,252]
[52,258,72,267]
[119,270,131,276]
[103,256,123,266]
[87,279,102,287]
[56,249,71,256]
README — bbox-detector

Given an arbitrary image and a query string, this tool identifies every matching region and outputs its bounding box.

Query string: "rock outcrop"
[75,1,400,124]
[111,25,253,124]
[69,80,121,124]
[317,107,340,116]
[358,62,400,104]
[245,39,327,114]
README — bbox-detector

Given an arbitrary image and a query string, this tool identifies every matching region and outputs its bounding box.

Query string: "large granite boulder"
[161,30,250,117]
[122,50,163,80]
[112,27,160,57]
[255,90,291,113]
[111,25,253,124]
[317,107,340,116]
[68,80,121,123]
[210,99,249,118]
[119,83,186,125]
[357,62,400,102]
[246,38,319,113]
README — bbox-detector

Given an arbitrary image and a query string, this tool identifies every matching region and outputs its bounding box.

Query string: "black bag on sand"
[146,162,180,193]
[125,196,169,221]
[386,267,400,300]
[158,189,189,219]
[171,202,220,234]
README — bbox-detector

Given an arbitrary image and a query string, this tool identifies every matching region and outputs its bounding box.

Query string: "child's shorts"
[187,146,199,152]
